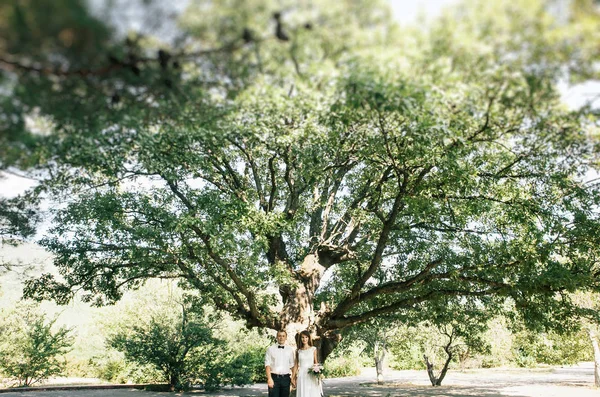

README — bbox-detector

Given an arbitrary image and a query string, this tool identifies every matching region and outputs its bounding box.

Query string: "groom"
[265,330,296,397]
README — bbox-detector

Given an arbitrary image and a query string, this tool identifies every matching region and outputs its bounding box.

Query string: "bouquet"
[308,364,325,396]
[308,363,324,380]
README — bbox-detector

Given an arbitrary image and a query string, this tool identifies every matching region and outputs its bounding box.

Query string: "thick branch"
[163,174,271,326]
[326,287,500,329]
[0,39,248,77]
[181,240,269,327]
[230,138,268,211]
[349,185,407,297]
[330,258,443,318]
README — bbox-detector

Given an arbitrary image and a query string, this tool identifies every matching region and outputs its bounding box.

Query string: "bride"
[294,330,323,397]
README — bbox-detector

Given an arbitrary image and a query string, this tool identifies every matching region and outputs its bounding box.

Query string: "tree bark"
[375,356,384,384]
[437,346,453,385]
[169,374,177,392]
[588,328,600,388]
[280,253,342,362]
[424,355,437,386]
[374,340,386,384]
[316,330,342,363]
[423,352,453,386]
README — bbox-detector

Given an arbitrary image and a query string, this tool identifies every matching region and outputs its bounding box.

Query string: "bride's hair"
[298,330,313,347]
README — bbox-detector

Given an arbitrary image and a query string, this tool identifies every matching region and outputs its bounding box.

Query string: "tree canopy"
[2,0,600,360]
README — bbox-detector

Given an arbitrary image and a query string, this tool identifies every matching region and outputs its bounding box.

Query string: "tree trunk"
[375,356,384,384]
[374,340,386,384]
[280,253,337,360]
[436,348,453,385]
[169,374,177,392]
[423,352,452,386]
[588,328,600,388]
[424,355,437,386]
[317,330,342,363]
[458,347,470,371]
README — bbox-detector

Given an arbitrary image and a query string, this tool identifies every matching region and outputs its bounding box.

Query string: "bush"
[105,293,233,391]
[203,315,271,388]
[100,284,273,392]
[64,357,95,378]
[511,328,592,367]
[0,305,74,387]
[186,342,266,391]
[324,356,362,378]
[107,309,216,391]
[389,342,426,370]
[90,354,159,384]
[388,325,429,370]
[215,346,266,386]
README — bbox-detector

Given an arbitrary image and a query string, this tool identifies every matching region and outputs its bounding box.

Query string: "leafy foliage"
[2,0,600,362]
[0,195,39,247]
[89,352,159,384]
[106,294,221,390]
[0,304,73,387]
[103,284,267,391]
[386,314,593,370]
[322,354,363,378]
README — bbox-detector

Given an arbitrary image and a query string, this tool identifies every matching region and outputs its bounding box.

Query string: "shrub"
[511,328,592,367]
[214,346,266,386]
[90,354,159,384]
[107,309,217,391]
[0,305,74,387]
[324,356,362,378]
[100,284,274,392]
[389,342,426,370]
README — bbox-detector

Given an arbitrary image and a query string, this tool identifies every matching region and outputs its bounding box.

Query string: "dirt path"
[0,364,596,397]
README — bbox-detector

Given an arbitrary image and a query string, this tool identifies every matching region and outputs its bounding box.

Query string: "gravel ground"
[0,363,596,397]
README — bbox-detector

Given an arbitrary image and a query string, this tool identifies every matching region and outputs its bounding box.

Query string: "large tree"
[2,0,600,360]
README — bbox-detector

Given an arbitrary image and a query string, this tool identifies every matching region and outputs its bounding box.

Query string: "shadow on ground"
[0,364,596,397]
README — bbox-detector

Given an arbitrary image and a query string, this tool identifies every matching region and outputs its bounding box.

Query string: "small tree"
[107,297,219,391]
[571,292,600,387]
[388,325,429,370]
[101,282,265,390]
[423,325,463,386]
[0,305,73,387]
[340,317,398,384]
[421,303,490,386]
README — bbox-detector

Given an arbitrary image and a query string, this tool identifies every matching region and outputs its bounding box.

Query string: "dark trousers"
[268,374,291,397]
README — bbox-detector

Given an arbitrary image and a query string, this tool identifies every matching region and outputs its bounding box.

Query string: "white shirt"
[264,344,295,375]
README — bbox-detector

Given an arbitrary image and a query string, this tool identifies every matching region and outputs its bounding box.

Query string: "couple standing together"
[265,330,323,397]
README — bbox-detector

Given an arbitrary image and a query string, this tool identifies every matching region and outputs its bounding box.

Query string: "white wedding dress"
[296,346,322,397]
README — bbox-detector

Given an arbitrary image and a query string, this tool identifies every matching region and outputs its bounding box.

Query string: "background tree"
[0,196,38,246]
[0,304,73,387]
[570,292,600,387]
[509,327,591,368]
[104,284,266,391]
[2,0,599,362]
[338,317,400,384]
[107,293,221,391]
[417,301,490,386]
